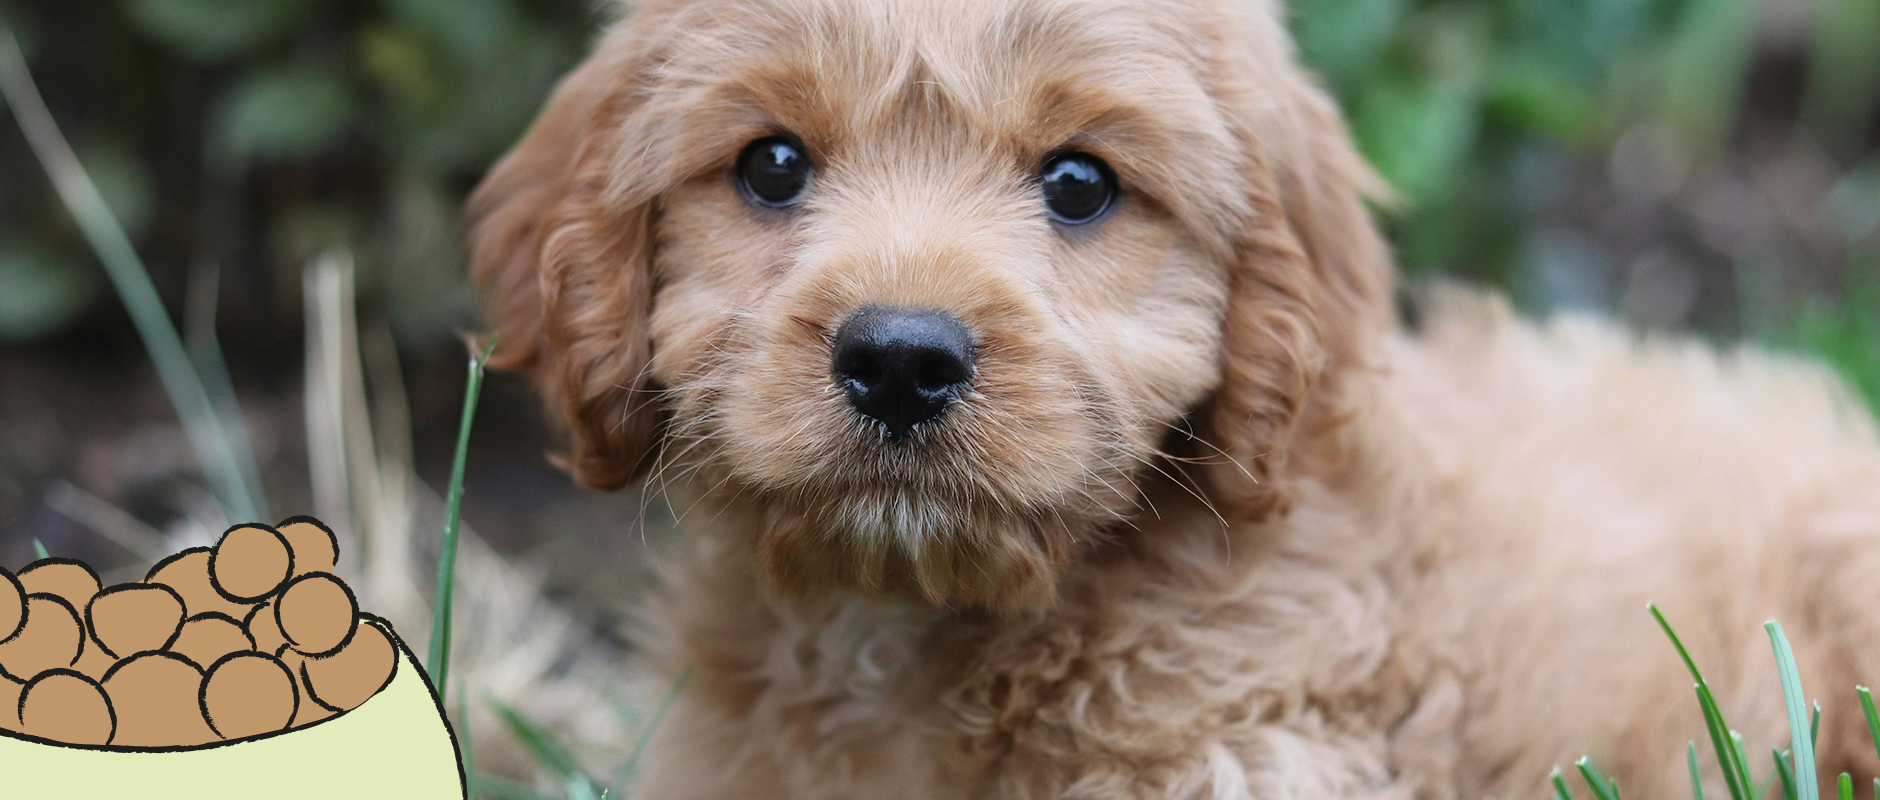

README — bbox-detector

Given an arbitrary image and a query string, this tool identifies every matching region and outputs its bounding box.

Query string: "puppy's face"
[471,0,1392,611]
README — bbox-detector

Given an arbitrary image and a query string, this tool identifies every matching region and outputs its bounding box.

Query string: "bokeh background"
[1,0,1876,794]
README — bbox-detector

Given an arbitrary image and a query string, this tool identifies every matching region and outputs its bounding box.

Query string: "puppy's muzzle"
[832,307,975,441]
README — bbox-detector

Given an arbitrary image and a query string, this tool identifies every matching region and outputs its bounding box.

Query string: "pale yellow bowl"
[0,617,464,800]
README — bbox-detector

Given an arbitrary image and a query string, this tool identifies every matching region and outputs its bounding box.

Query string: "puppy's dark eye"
[1040,152,1116,224]
[737,137,812,207]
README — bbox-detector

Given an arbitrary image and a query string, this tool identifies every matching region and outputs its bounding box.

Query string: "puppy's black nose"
[832,307,974,440]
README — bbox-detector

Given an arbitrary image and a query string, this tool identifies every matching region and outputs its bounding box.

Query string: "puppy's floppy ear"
[1194,4,1395,520]
[467,26,662,490]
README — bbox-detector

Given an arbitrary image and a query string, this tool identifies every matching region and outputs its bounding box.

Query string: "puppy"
[467,0,1880,797]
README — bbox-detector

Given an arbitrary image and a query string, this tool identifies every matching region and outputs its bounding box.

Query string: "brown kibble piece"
[201,652,296,739]
[145,549,253,620]
[244,601,286,655]
[210,525,293,603]
[87,583,186,658]
[275,517,338,577]
[300,621,395,713]
[20,670,114,745]
[74,644,117,680]
[0,594,83,679]
[103,652,214,747]
[18,559,101,611]
[0,567,24,644]
[276,651,336,727]
[169,613,253,669]
[0,673,22,730]
[275,573,357,656]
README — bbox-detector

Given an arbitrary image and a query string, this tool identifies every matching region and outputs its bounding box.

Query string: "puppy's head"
[469,0,1391,612]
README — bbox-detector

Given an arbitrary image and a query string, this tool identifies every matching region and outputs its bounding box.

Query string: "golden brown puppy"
[468,0,1880,797]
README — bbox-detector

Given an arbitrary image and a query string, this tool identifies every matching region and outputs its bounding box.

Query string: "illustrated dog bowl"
[0,617,464,800]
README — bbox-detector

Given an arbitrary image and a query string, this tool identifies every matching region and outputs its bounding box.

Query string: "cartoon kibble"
[86,583,186,658]
[0,567,24,643]
[102,652,215,747]
[299,620,395,713]
[276,651,336,727]
[74,643,117,680]
[0,594,84,679]
[20,669,115,745]
[200,652,297,740]
[17,559,101,611]
[0,673,22,730]
[144,549,254,621]
[170,613,254,670]
[0,515,401,749]
[274,573,358,656]
[275,516,339,577]
[209,525,293,603]
[244,601,287,656]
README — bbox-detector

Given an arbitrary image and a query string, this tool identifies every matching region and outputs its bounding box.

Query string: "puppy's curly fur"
[468,0,1880,797]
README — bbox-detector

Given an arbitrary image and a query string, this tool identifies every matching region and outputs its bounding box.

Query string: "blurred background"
[0,0,1875,794]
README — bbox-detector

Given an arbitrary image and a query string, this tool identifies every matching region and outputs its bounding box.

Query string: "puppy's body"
[631,297,1880,800]
[466,0,1880,796]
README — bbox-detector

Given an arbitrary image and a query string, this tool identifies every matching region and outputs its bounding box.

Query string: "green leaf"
[487,695,590,785]
[427,335,495,695]
[1837,773,1853,800]
[1773,749,1797,800]
[208,67,358,174]
[120,0,313,61]
[1654,604,1753,800]
[1578,757,1624,800]
[1555,766,1581,800]
[1766,621,1819,800]
[1857,687,1880,773]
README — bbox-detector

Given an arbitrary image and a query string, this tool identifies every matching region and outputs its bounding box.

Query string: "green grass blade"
[1774,748,1798,800]
[1653,603,1709,685]
[1857,687,1880,770]
[474,774,558,800]
[1812,701,1821,748]
[460,681,477,800]
[609,667,692,799]
[0,29,262,524]
[31,539,48,560]
[1734,730,1758,800]
[426,335,496,692]
[488,695,588,783]
[1696,682,1751,800]
[1759,766,1781,800]
[1578,757,1624,800]
[1767,621,1819,800]
[1555,766,1581,800]
[1691,742,1709,800]
[566,774,601,800]
[1839,774,1853,800]
[1659,603,1753,800]
[1871,778,1877,800]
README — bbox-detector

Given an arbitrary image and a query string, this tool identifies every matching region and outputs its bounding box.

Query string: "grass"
[426,334,496,695]
[425,336,687,799]
[0,27,267,525]
[1557,606,1868,800]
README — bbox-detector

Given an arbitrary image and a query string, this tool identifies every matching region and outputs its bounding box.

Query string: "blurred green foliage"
[0,0,595,355]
